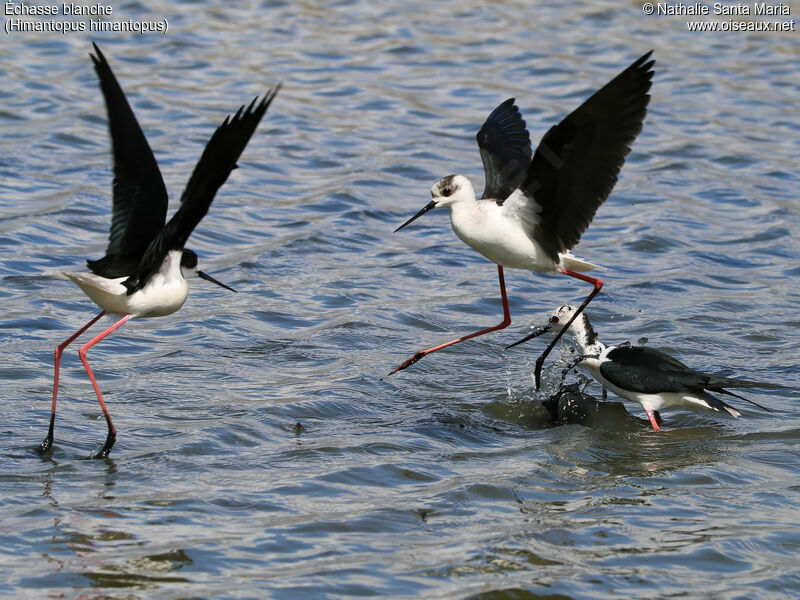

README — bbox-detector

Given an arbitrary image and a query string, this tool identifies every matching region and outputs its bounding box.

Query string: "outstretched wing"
[476,98,532,200]
[123,86,281,293]
[86,43,168,278]
[524,51,655,262]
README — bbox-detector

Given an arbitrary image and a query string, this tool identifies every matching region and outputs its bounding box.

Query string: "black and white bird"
[39,43,280,458]
[508,305,777,430]
[391,52,654,383]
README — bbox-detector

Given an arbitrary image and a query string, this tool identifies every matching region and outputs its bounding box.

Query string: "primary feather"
[124,88,280,294]
[86,43,168,278]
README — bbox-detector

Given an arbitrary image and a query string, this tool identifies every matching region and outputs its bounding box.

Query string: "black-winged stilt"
[390,52,655,381]
[508,305,778,430]
[39,44,280,458]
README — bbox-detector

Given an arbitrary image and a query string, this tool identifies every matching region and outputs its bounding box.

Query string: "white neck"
[152,250,185,286]
[565,315,606,358]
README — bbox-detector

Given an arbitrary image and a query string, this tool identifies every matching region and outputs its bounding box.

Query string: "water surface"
[1,1,799,598]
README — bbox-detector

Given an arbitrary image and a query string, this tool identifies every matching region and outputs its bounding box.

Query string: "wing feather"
[601,345,780,406]
[524,51,655,262]
[122,86,281,293]
[600,345,699,394]
[476,98,532,201]
[86,43,168,278]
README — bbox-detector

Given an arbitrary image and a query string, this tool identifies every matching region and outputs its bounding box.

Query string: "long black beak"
[506,324,550,349]
[394,200,437,233]
[198,270,237,293]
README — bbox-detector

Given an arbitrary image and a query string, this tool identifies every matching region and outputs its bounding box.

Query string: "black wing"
[122,86,281,293]
[601,345,780,396]
[86,43,169,278]
[524,51,655,262]
[600,345,698,394]
[476,98,532,201]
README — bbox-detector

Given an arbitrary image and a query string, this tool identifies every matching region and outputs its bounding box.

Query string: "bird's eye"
[441,187,453,197]
[550,316,560,323]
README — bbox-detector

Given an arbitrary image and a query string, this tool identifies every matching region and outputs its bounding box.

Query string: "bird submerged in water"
[541,383,643,431]
[39,43,280,458]
[508,305,779,430]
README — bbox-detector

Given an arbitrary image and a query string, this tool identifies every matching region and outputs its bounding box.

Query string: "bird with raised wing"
[39,44,280,458]
[507,305,778,430]
[391,52,655,385]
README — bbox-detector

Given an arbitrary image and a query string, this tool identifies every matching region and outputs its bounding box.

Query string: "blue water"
[1,1,799,598]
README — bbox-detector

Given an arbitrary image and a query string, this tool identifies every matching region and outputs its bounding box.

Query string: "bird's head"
[431,174,474,207]
[507,305,595,350]
[394,174,475,233]
[180,249,237,293]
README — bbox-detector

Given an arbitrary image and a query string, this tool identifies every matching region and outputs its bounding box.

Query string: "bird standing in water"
[39,44,280,458]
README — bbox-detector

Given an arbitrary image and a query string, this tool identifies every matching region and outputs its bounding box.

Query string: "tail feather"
[717,388,773,413]
[705,374,782,413]
[695,391,741,417]
[705,374,785,390]
[558,253,601,272]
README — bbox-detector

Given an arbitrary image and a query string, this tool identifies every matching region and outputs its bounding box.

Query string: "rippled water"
[2,1,799,598]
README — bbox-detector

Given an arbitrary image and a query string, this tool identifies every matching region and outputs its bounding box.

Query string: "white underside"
[449,194,599,273]
[64,251,189,318]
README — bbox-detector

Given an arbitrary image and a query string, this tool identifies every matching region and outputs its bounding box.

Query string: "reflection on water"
[1,0,799,598]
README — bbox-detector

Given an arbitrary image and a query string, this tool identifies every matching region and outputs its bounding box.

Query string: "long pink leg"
[390,265,512,374]
[533,269,603,390]
[645,409,661,431]
[38,311,106,455]
[78,314,132,458]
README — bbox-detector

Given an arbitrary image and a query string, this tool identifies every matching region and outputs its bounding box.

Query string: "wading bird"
[391,52,654,386]
[508,305,777,430]
[39,43,280,458]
